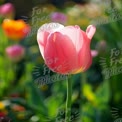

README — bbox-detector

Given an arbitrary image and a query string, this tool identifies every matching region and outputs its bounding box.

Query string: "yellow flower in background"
[17,112,25,119]
[2,19,30,41]
[0,100,10,110]
[83,84,96,102]
[0,102,5,110]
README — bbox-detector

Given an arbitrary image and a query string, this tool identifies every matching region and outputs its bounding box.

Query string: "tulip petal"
[38,23,64,33]
[76,25,96,71]
[37,23,64,58]
[72,45,92,74]
[78,43,92,72]
[57,25,88,53]
[44,32,78,74]
[57,25,92,73]
[86,25,96,40]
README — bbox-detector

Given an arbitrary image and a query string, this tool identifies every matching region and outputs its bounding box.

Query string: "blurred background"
[0,0,122,121]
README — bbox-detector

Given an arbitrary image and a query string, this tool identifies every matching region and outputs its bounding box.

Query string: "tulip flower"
[2,19,30,41]
[37,23,96,74]
[50,12,67,24]
[6,45,25,62]
[0,3,15,19]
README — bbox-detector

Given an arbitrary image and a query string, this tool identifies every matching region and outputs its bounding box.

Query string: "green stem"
[65,76,72,122]
[80,72,87,121]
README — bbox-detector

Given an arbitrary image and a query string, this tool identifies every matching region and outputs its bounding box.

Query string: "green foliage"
[0,0,122,122]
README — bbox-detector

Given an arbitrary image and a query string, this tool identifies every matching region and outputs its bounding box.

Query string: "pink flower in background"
[50,12,67,24]
[0,3,15,19]
[6,45,25,62]
[91,50,98,57]
[37,23,96,74]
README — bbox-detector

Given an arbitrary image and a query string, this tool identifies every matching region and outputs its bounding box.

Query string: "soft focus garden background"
[0,0,122,121]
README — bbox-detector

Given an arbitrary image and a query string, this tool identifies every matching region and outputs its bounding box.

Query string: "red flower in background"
[2,19,30,41]
[0,112,6,117]
[37,23,96,74]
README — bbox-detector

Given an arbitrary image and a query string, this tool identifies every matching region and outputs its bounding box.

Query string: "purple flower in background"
[50,12,67,24]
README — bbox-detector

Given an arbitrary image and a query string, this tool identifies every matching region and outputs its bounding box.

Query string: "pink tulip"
[50,12,67,24]
[0,3,15,19]
[6,45,25,62]
[37,23,96,74]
